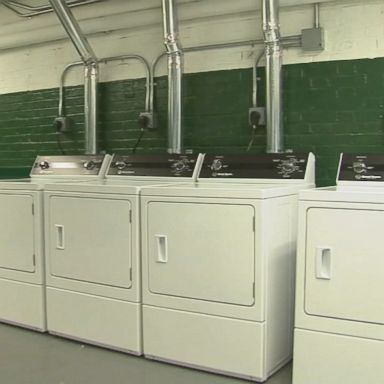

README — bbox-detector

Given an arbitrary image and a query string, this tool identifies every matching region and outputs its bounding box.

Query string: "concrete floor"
[0,323,292,384]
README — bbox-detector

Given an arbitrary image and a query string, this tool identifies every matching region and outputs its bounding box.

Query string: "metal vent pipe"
[49,0,99,154]
[162,0,183,154]
[262,0,283,153]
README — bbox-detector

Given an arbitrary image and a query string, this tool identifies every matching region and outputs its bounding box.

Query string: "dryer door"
[305,207,384,325]
[48,196,132,289]
[0,194,35,273]
[147,202,255,306]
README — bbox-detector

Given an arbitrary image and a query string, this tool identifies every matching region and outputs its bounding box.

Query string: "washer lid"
[44,179,176,194]
[141,182,312,199]
[300,186,384,203]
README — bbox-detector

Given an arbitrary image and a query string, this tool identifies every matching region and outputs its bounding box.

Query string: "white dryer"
[140,153,315,382]
[43,154,202,355]
[293,154,384,384]
[0,155,111,332]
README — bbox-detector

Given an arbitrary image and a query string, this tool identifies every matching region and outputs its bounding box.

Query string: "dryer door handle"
[315,247,332,280]
[55,224,65,250]
[155,235,168,263]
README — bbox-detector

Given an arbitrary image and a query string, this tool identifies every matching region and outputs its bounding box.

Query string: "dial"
[173,160,187,172]
[39,161,49,170]
[83,161,96,170]
[211,159,223,171]
[279,159,298,174]
[115,161,126,170]
[353,162,367,174]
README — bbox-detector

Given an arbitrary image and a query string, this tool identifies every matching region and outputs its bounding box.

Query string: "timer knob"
[173,160,187,172]
[211,159,223,171]
[353,162,367,174]
[280,159,297,174]
[115,161,126,170]
[83,161,96,170]
[39,161,49,170]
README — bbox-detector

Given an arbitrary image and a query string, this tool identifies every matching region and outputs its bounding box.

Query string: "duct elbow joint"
[164,36,182,55]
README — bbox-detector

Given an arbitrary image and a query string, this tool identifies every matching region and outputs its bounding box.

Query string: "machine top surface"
[140,181,313,199]
[30,155,111,178]
[198,153,314,183]
[107,154,200,180]
[300,184,384,203]
[43,179,175,194]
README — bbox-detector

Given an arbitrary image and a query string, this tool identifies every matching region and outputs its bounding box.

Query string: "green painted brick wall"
[0,57,383,186]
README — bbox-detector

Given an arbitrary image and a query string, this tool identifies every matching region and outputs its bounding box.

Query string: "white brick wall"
[0,0,383,94]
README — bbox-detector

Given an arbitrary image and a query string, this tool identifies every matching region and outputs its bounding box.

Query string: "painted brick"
[1,57,384,186]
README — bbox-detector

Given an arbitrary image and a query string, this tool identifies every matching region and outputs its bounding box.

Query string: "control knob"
[39,161,49,170]
[211,159,223,171]
[353,162,367,174]
[83,160,96,170]
[173,160,187,172]
[115,161,127,170]
[279,159,298,174]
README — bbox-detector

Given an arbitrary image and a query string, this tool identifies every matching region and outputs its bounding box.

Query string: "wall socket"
[53,116,72,133]
[139,112,157,129]
[248,107,266,127]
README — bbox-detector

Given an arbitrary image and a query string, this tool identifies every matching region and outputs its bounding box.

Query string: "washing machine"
[0,155,111,332]
[140,153,315,382]
[293,153,384,384]
[43,154,203,355]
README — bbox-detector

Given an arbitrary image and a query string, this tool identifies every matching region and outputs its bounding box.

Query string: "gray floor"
[0,324,292,384]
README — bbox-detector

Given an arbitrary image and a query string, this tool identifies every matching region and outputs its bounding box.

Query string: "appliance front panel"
[147,202,255,306]
[0,194,35,273]
[48,196,132,289]
[305,207,384,325]
[293,329,384,384]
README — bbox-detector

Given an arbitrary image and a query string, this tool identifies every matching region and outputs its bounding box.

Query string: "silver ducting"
[162,0,183,154]
[262,0,283,153]
[3,0,104,18]
[84,63,99,155]
[49,0,98,154]
[49,0,97,65]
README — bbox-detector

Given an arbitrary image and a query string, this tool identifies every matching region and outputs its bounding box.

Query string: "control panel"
[338,154,384,182]
[108,154,199,177]
[31,155,107,176]
[199,154,310,179]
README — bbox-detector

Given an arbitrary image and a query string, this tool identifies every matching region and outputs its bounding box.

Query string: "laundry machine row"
[293,153,384,384]
[0,155,112,332]
[0,151,316,382]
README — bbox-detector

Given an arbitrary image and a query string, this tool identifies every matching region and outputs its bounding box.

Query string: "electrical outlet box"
[53,116,72,133]
[302,27,325,51]
[139,112,157,129]
[249,107,266,127]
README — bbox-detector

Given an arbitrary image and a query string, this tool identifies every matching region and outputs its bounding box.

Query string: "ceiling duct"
[262,0,283,153]
[162,0,183,154]
[49,0,99,155]
[2,0,103,18]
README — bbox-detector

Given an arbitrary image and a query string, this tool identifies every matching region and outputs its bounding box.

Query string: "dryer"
[293,153,384,384]
[140,153,315,382]
[43,154,202,355]
[0,155,111,332]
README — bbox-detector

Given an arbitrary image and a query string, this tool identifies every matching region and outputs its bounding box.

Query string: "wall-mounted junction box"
[301,27,325,51]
